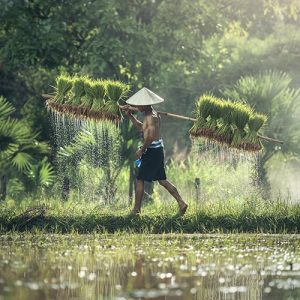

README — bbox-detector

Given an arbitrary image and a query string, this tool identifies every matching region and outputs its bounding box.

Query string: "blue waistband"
[148,139,164,148]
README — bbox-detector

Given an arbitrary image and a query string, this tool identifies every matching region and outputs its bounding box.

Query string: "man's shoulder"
[144,113,159,122]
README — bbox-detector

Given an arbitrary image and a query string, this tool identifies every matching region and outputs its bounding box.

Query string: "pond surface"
[0,234,300,300]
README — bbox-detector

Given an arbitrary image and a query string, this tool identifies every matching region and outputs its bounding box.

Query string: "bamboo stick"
[157,111,197,122]
[42,94,54,99]
[257,134,284,144]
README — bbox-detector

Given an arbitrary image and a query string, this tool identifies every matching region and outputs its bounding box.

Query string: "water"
[191,138,260,165]
[48,110,121,203]
[0,234,300,300]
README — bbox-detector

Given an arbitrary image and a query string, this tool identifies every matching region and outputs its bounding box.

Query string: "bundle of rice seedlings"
[231,102,252,148]
[102,100,120,117]
[198,94,215,119]
[100,81,130,122]
[53,75,73,105]
[206,98,224,140]
[243,113,267,151]
[215,101,234,144]
[81,79,95,109]
[189,98,206,138]
[66,76,86,106]
[190,95,216,138]
[105,81,129,103]
[90,80,106,112]
[189,119,204,138]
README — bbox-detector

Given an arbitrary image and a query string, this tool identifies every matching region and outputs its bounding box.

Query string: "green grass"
[1,197,300,234]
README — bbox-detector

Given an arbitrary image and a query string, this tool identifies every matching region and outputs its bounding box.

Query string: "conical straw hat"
[126,87,164,106]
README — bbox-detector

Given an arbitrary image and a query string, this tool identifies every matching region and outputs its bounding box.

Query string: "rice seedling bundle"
[206,98,224,140]
[46,75,129,124]
[243,113,267,151]
[105,81,129,103]
[215,102,234,144]
[82,80,95,109]
[53,75,73,105]
[189,95,267,152]
[65,77,86,106]
[90,80,106,112]
[190,95,220,139]
[101,81,129,121]
[231,103,253,149]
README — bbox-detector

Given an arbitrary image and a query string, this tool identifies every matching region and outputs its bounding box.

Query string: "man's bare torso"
[142,109,161,141]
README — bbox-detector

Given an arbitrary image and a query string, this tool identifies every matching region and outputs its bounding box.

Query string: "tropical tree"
[222,71,300,194]
[0,96,54,200]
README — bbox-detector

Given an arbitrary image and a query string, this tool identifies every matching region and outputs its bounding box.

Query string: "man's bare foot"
[178,203,188,216]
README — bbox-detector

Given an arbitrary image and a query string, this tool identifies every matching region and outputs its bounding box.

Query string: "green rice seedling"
[82,79,95,109]
[206,98,224,139]
[248,113,267,132]
[190,99,207,134]
[189,119,204,137]
[217,105,234,144]
[231,102,252,148]
[244,113,267,151]
[91,80,106,112]
[232,102,251,131]
[53,75,73,104]
[102,100,119,116]
[105,81,129,103]
[66,76,86,106]
[215,101,234,144]
[221,101,234,125]
[210,98,224,120]
[198,94,215,119]
[189,96,213,138]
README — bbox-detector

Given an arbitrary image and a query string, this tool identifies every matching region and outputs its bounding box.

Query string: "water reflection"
[0,234,299,299]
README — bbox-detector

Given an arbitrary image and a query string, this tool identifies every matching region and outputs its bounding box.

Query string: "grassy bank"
[1,197,300,234]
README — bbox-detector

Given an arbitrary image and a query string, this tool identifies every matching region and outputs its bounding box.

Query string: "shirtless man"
[121,104,188,216]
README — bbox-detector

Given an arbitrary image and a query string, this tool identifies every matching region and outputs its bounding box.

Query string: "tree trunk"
[0,175,8,201]
[251,155,271,199]
[61,176,70,201]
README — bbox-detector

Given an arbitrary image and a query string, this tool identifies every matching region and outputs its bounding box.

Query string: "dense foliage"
[1,0,299,200]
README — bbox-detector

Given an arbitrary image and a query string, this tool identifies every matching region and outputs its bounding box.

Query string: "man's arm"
[128,113,143,131]
[121,105,143,131]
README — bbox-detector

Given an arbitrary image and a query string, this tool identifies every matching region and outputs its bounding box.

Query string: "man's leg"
[131,179,144,214]
[158,180,188,215]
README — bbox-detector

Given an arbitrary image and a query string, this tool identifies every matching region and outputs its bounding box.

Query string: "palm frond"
[26,157,55,187]
[11,152,33,171]
[0,96,15,119]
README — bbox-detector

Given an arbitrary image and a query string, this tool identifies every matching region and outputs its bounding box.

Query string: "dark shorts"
[136,147,167,182]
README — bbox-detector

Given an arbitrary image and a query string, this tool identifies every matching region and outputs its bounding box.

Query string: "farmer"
[121,87,188,216]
